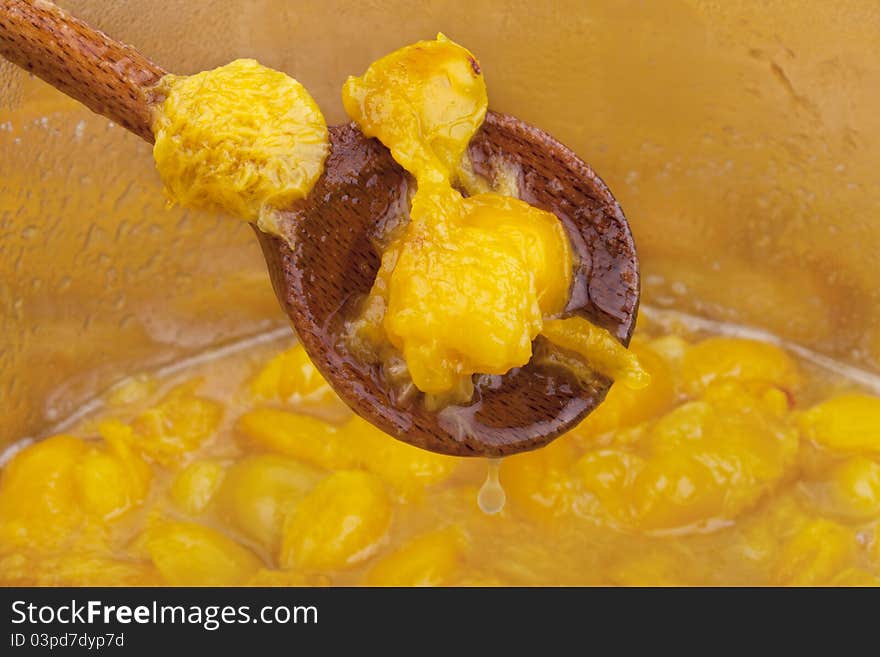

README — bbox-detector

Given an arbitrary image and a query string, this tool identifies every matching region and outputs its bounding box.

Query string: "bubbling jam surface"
[2,313,880,586]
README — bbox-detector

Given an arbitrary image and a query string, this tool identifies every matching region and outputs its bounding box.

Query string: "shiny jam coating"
[342,35,645,403]
[3,330,880,586]
[152,59,329,233]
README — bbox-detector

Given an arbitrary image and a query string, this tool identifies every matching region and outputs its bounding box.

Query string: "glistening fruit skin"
[797,394,880,453]
[681,337,800,395]
[365,526,469,586]
[215,455,321,551]
[801,456,880,521]
[279,471,392,571]
[170,461,226,516]
[144,520,262,586]
[772,520,857,586]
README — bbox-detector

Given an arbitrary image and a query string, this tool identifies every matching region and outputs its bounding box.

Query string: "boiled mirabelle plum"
[569,381,798,532]
[216,455,321,551]
[797,394,880,454]
[77,422,152,520]
[341,416,459,497]
[280,471,391,571]
[502,436,577,523]
[801,456,880,521]
[153,58,329,223]
[573,449,642,526]
[0,436,88,548]
[145,520,262,586]
[0,429,153,551]
[126,382,223,466]
[630,451,729,531]
[772,519,857,586]
[571,342,676,441]
[635,389,797,531]
[249,344,346,414]
[236,408,354,470]
[365,526,468,586]
[681,337,800,395]
[169,460,226,515]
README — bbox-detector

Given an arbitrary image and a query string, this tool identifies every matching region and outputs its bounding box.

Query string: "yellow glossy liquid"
[2,310,879,586]
[477,459,506,515]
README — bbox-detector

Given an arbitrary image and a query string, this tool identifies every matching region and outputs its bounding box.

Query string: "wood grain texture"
[0,0,166,141]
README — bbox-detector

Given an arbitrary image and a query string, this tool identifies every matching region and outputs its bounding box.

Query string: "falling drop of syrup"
[477,457,506,514]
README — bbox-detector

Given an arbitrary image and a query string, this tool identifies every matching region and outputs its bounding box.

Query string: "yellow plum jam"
[2,38,877,588]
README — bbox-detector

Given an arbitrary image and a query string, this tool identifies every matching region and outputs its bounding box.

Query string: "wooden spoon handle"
[0,0,167,142]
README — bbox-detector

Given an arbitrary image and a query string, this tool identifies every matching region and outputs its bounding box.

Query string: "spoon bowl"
[257,112,639,456]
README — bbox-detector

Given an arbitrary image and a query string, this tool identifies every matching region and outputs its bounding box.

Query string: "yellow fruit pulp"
[342,35,645,403]
[152,58,329,235]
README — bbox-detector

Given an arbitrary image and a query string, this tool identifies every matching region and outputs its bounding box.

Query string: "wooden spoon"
[0,0,639,457]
